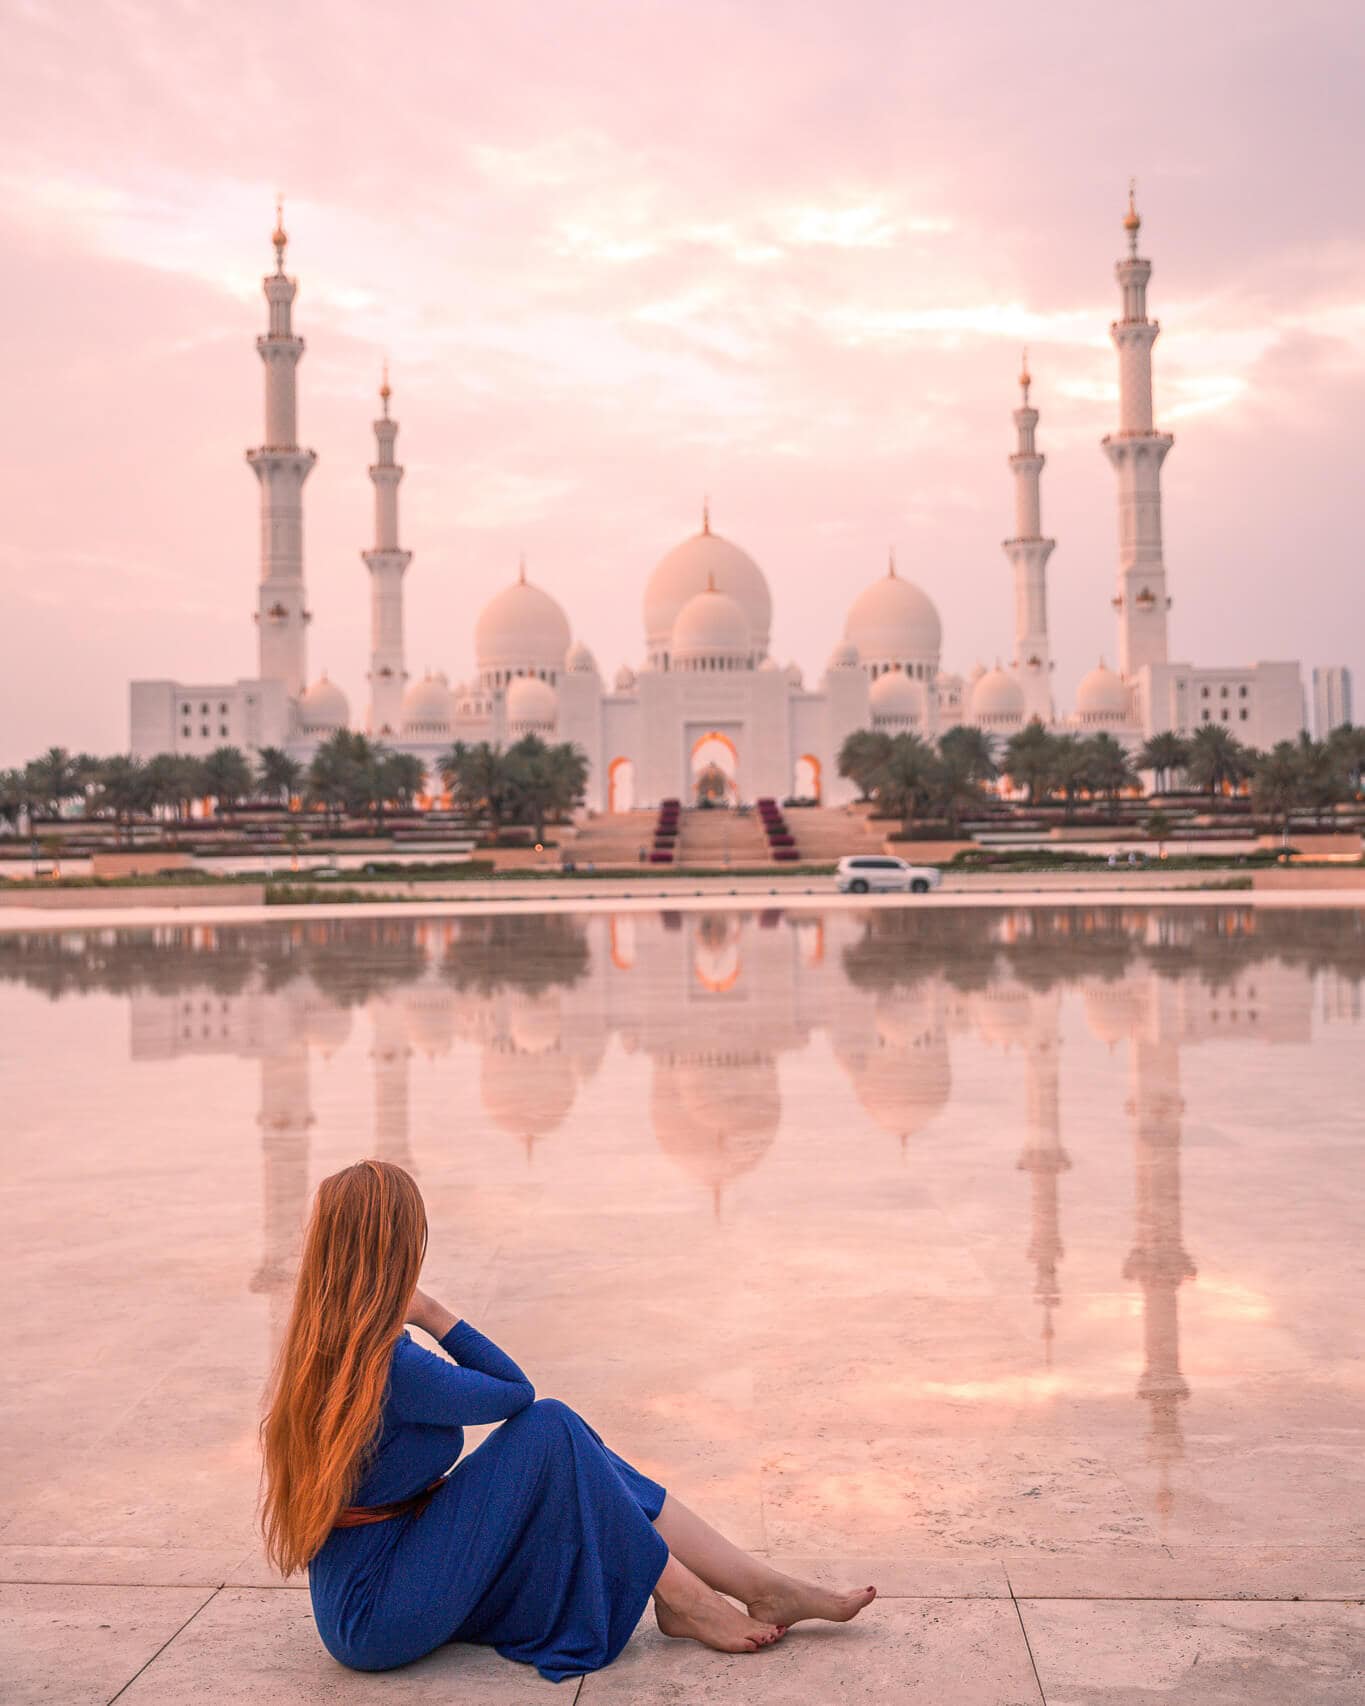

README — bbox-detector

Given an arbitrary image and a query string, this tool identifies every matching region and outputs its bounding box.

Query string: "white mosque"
[129,191,1306,808]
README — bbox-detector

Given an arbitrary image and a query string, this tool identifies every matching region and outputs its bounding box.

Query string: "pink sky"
[2,0,1362,764]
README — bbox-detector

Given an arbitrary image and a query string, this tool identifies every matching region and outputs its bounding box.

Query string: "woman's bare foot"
[746,1577,877,1628]
[655,1582,786,1653]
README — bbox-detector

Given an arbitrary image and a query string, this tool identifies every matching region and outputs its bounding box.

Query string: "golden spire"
[706,569,718,592]
[1123,178,1141,252]
[887,547,896,579]
[518,553,527,585]
[379,359,391,418]
[1019,347,1032,403]
[272,193,287,271]
[702,495,711,535]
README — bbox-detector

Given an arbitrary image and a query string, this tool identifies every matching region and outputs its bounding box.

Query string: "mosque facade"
[129,193,1306,807]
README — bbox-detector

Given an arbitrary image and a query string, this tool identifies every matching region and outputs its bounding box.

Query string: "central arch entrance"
[690,731,739,805]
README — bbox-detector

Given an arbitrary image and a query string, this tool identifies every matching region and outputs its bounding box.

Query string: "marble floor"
[2,901,1362,1703]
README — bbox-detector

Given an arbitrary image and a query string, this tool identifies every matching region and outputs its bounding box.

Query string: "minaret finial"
[272,194,287,272]
[518,553,527,585]
[1123,178,1141,254]
[379,359,391,418]
[1019,347,1032,403]
[702,495,711,535]
[887,547,896,579]
[706,568,717,592]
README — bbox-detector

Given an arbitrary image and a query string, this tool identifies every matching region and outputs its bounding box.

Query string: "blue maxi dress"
[308,1319,670,1683]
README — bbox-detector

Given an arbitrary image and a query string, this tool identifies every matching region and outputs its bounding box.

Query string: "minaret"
[363,366,412,736]
[1003,352,1056,722]
[1102,184,1174,679]
[247,201,316,698]
[1016,991,1069,1358]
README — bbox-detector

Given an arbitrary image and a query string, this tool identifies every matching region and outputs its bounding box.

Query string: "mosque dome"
[565,641,598,675]
[614,664,637,692]
[758,655,782,672]
[835,1000,950,1141]
[401,672,454,733]
[506,672,558,733]
[1076,660,1129,722]
[297,673,349,733]
[475,568,572,677]
[827,638,861,671]
[481,1041,576,1143]
[869,668,923,724]
[785,661,804,688]
[971,665,1026,724]
[671,582,752,666]
[844,562,942,667]
[645,519,772,659]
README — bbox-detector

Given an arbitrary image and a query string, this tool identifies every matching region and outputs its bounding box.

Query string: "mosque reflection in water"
[4,904,1360,1531]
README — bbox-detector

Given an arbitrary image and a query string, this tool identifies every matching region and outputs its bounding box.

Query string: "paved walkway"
[7,1554,1361,1703]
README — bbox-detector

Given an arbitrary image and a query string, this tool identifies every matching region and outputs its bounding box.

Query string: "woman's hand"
[406,1285,460,1341]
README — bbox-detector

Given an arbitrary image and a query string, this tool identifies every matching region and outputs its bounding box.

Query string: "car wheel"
[911,878,928,893]
[849,879,869,894]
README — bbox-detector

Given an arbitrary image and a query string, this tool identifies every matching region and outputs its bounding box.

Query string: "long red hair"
[259,1159,427,1576]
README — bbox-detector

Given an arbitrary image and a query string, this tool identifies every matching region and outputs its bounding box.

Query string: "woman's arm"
[392,1288,535,1426]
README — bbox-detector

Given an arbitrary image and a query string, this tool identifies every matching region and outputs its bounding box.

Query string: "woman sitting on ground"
[259,1158,875,1682]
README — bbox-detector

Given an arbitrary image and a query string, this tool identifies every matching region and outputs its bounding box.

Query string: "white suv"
[836,855,942,895]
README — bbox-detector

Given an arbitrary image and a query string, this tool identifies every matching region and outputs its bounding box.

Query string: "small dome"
[613,665,637,692]
[475,568,572,676]
[671,582,751,662]
[298,673,350,732]
[971,665,1025,723]
[565,641,598,675]
[758,655,782,672]
[1076,660,1129,721]
[827,639,860,670]
[785,661,804,688]
[869,668,924,724]
[401,672,454,733]
[645,521,771,658]
[506,672,558,732]
[845,562,942,666]
[968,660,987,683]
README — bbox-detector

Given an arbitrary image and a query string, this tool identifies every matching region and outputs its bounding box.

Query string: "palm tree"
[93,757,151,845]
[306,736,354,829]
[201,746,253,818]
[1048,734,1091,822]
[1251,742,1303,843]
[1294,734,1349,825]
[505,736,589,842]
[938,724,997,782]
[380,751,427,811]
[441,741,514,837]
[143,753,193,839]
[1001,719,1055,804]
[23,747,80,820]
[256,746,303,807]
[0,768,30,833]
[837,730,893,802]
[1325,722,1365,795]
[1136,731,1189,794]
[931,748,987,836]
[1082,733,1137,804]
[1185,725,1254,800]
[872,733,938,833]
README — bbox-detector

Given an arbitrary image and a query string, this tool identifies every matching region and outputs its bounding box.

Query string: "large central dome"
[475,565,572,681]
[844,560,942,670]
[644,513,772,663]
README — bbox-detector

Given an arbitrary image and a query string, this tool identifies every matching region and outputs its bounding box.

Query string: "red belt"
[334,1476,446,1528]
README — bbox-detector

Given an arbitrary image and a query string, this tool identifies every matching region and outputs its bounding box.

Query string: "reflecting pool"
[2,904,1362,1579]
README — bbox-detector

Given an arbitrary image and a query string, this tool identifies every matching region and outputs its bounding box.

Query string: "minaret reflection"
[1016,991,1069,1360]
[370,992,414,1172]
[1122,1012,1195,1520]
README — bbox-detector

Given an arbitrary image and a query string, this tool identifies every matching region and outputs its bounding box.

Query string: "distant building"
[130,190,1309,804]
[1312,667,1353,738]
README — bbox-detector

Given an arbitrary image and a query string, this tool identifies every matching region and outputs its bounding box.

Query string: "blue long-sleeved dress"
[308,1320,670,1682]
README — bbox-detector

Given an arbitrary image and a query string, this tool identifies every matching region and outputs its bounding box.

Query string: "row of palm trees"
[838,720,1365,832]
[1,733,590,843]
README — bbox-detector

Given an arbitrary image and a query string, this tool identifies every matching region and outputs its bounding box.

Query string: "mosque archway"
[690,731,738,805]
[607,756,635,813]
[794,753,821,803]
